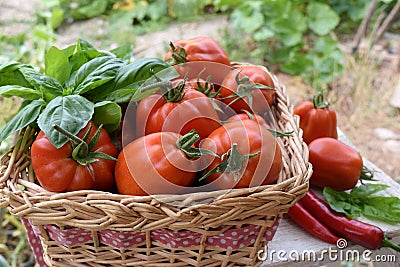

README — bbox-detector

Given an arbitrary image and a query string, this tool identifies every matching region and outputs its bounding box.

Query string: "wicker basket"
[0,65,312,267]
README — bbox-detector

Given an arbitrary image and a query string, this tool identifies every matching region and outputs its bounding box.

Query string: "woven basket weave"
[0,64,312,267]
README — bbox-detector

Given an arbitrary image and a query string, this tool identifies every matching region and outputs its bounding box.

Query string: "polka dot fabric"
[23,218,280,266]
[21,219,47,267]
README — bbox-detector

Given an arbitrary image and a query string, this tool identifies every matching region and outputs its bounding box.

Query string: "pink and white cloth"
[22,218,280,266]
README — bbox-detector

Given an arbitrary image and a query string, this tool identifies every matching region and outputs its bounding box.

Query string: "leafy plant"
[0,39,171,148]
[218,0,343,90]
[324,183,400,224]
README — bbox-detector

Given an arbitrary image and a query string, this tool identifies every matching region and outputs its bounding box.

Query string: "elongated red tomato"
[219,65,276,114]
[136,88,221,144]
[308,137,363,191]
[200,119,282,190]
[294,93,338,144]
[31,121,117,192]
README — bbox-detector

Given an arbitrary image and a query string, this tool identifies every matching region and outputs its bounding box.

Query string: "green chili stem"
[382,236,400,252]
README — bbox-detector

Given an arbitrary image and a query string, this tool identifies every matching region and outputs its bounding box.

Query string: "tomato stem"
[166,41,187,65]
[177,130,219,159]
[359,166,376,183]
[52,124,89,157]
[163,77,187,102]
[177,130,200,151]
[223,71,274,111]
[199,143,260,182]
[312,91,330,109]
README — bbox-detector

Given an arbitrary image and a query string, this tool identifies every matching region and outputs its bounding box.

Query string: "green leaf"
[93,101,122,132]
[68,39,112,73]
[50,6,65,29]
[89,58,173,102]
[281,52,314,75]
[0,62,31,87]
[37,95,94,148]
[314,36,340,54]
[147,0,168,20]
[350,183,389,199]
[307,2,340,35]
[114,58,171,90]
[324,184,400,224]
[0,99,45,143]
[67,56,125,95]
[110,44,134,61]
[231,2,264,34]
[253,28,274,42]
[101,88,137,103]
[69,0,108,20]
[362,196,400,224]
[0,85,42,100]
[20,67,63,98]
[323,187,360,217]
[45,46,71,85]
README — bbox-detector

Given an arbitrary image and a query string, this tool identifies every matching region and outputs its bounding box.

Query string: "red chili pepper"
[288,202,341,244]
[300,190,400,251]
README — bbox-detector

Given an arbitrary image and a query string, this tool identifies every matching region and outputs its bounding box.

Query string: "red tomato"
[171,77,218,98]
[136,88,221,144]
[164,36,230,66]
[31,121,117,192]
[219,65,276,114]
[226,112,271,129]
[200,119,282,190]
[115,131,199,196]
[308,137,363,191]
[294,93,338,144]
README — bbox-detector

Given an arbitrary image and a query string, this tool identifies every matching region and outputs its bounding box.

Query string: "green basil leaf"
[349,183,389,199]
[93,101,122,132]
[101,88,137,103]
[67,56,124,95]
[38,95,94,148]
[0,85,42,100]
[0,62,32,87]
[20,67,63,97]
[68,39,113,73]
[323,187,361,217]
[114,58,171,90]
[362,196,400,224]
[85,58,175,103]
[62,44,77,58]
[0,99,45,143]
[110,44,134,60]
[45,46,71,86]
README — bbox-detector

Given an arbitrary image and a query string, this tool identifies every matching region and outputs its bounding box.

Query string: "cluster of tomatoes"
[31,37,284,196]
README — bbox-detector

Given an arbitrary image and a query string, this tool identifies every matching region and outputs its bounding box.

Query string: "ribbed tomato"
[31,121,117,192]
[200,119,282,190]
[219,65,276,114]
